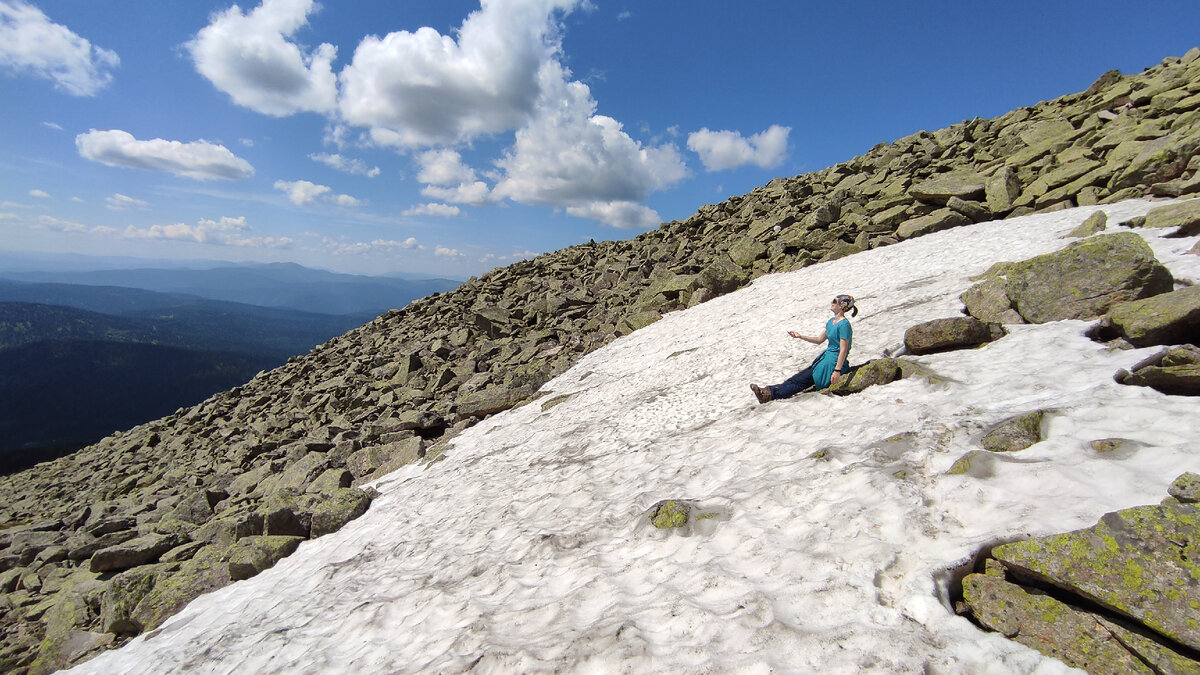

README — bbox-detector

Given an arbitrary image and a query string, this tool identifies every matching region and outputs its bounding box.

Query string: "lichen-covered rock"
[826,357,937,395]
[909,172,987,204]
[649,501,689,529]
[992,501,1200,651]
[1117,344,1200,395]
[961,572,1159,675]
[1002,232,1174,323]
[904,317,1005,355]
[1065,209,1107,238]
[89,533,185,573]
[309,488,372,538]
[1100,285,1200,347]
[1169,473,1200,503]
[227,535,304,581]
[1142,198,1200,234]
[980,410,1046,452]
[896,208,971,240]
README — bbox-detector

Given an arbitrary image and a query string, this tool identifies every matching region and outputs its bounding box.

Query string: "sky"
[2,1,1199,278]
[67,200,1200,672]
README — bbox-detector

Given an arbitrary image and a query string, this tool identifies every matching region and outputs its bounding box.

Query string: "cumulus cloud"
[434,246,463,258]
[28,189,49,198]
[338,0,580,147]
[76,129,254,180]
[415,149,477,186]
[309,152,380,177]
[402,202,461,217]
[274,179,361,207]
[321,236,420,256]
[0,0,119,96]
[187,0,337,116]
[105,193,148,210]
[490,62,686,224]
[686,124,790,171]
[565,200,660,229]
[122,215,291,248]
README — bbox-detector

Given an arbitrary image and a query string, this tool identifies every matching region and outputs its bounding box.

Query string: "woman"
[750,294,858,403]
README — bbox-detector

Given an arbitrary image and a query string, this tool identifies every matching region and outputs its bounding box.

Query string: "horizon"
[2,0,1199,277]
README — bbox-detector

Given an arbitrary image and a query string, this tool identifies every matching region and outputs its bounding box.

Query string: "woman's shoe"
[750,384,771,404]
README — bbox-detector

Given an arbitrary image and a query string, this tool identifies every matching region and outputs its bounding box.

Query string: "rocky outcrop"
[962,232,1174,324]
[959,477,1200,672]
[3,48,1200,673]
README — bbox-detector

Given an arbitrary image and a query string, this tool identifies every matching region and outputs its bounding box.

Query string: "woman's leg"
[770,368,815,399]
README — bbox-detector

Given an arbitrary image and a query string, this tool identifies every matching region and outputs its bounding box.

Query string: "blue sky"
[2,1,1198,278]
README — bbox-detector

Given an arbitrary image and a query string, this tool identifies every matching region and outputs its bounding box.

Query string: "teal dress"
[812,317,852,389]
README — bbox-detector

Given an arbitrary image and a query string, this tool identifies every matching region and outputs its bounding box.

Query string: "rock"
[1065,209,1107,237]
[909,172,987,204]
[89,533,185,573]
[309,488,372,538]
[100,563,174,634]
[257,490,310,538]
[896,208,971,240]
[961,272,1025,324]
[1117,344,1200,395]
[649,500,690,529]
[904,317,1005,355]
[985,166,1022,213]
[1100,285,1200,347]
[826,357,936,395]
[698,255,750,296]
[456,383,534,420]
[992,501,1200,652]
[1142,198,1200,235]
[1169,472,1200,503]
[1002,232,1174,323]
[961,572,1186,675]
[307,468,353,495]
[727,237,768,268]
[946,196,990,222]
[228,535,304,581]
[167,490,218,526]
[980,410,1046,452]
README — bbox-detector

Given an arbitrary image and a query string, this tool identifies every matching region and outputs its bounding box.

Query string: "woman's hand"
[830,371,841,385]
[788,331,802,339]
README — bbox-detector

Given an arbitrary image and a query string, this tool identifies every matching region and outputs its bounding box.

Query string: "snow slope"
[71,201,1200,674]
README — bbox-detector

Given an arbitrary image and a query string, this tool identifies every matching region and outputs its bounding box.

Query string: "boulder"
[991,501,1200,652]
[896,209,971,240]
[698,255,750,296]
[1116,344,1200,395]
[1141,198,1200,236]
[89,533,185,573]
[962,571,1193,675]
[826,358,936,395]
[909,173,987,204]
[456,383,534,420]
[228,535,304,581]
[1169,472,1200,503]
[980,410,1046,452]
[649,500,690,529]
[904,317,1005,355]
[1100,285,1200,347]
[985,166,1022,213]
[1065,210,1107,238]
[1001,232,1173,323]
[309,488,373,538]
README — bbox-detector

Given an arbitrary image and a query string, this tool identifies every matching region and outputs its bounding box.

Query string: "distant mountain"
[0,261,462,315]
[0,340,277,471]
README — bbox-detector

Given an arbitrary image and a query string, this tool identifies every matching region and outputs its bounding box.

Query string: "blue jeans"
[768,367,815,399]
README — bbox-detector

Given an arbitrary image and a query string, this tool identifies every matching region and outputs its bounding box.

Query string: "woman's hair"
[835,294,858,317]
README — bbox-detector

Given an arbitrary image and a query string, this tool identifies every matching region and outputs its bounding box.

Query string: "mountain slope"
[67,202,1200,673]
[1,49,1199,673]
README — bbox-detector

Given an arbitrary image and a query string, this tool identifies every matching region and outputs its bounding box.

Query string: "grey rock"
[904,317,1005,355]
[980,410,1046,452]
[90,533,185,573]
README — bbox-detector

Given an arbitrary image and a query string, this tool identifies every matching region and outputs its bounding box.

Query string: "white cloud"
[490,62,687,216]
[435,246,462,258]
[420,181,495,206]
[240,138,255,147]
[0,0,119,96]
[565,200,660,229]
[321,236,420,256]
[28,189,49,198]
[41,121,63,131]
[338,0,580,147]
[70,196,84,203]
[402,202,461,217]
[274,178,361,207]
[76,129,255,180]
[0,212,15,221]
[187,0,337,116]
[617,10,631,20]
[686,124,790,171]
[33,214,114,234]
[121,215,290,248]
[374,237,419,249]
[105,193,148,210]
[274,179,329,205]
[310,152,380,177]
[415,149,477,186]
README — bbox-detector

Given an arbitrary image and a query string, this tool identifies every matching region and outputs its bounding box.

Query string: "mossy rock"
[992,501,1200,651]
[649,500,690,529]
[1065,210,1108,238]
[228,535,304,581]
[980,410,1047,452]
[904,316,1005,355]
[1102,285,1200,347]
[1169,472,1200,503]
[309,488,372,538]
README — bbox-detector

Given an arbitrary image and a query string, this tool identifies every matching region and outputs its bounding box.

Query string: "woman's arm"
[788,330,826,343]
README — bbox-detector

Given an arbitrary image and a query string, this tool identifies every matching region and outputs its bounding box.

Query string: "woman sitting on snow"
[750,294,858,403]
